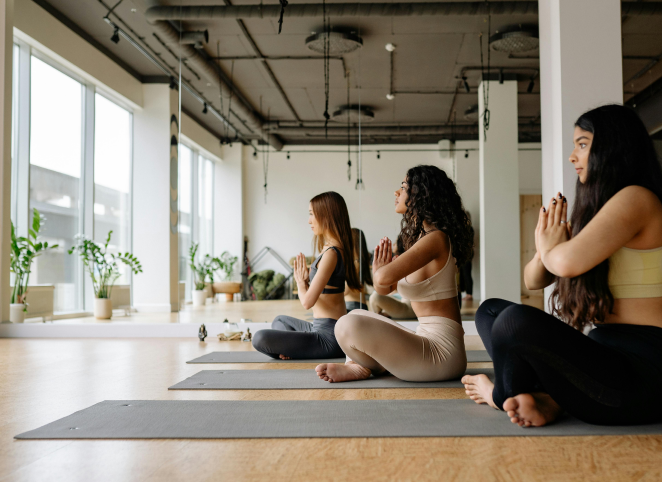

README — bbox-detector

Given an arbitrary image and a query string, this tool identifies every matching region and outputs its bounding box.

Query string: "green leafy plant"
[68,231,142,299]
[10,209,58,307]
[216,251,238,281]
[189,243,218,291]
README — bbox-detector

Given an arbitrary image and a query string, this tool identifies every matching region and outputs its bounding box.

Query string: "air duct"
[178,30,209,47]
[145,2,662,22]
[148,20,283,150]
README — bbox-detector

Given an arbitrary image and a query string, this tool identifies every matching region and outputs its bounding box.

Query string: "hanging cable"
[479,7,491,140]
[216,41,229,142]
[355,25,364,191]
[277,0,288,34]
[322,0,331,135]
[347,70,352,181]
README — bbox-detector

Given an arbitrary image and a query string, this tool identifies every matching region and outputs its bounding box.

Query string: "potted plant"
[189,243,217,307]
[9,209,58,323]
[213,251,241,301]
[69,231,142,320]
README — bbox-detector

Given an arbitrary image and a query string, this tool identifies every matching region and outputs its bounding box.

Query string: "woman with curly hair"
[316,165,474,382]
[462,105,662,427]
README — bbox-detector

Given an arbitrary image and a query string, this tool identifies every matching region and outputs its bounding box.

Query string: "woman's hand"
[293,253,309,285]
[539,194,569,261]
[372,237,393,276]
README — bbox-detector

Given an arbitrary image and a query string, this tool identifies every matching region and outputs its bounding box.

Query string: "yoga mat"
[169,368,494,390]
[186,350,492,364]
[16,399,662,439]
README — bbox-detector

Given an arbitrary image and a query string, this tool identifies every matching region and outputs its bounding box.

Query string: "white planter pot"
[9,304,26,323]
[192,290,208,307]
[94,298,113,320]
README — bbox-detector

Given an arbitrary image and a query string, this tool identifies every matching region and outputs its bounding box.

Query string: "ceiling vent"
[306,29,363,55]
[489,26,538,53]
[331,105,375,123]
[464,105,479,122]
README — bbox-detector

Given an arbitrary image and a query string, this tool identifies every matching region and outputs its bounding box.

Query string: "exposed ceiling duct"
[331,106,375,123]
[145,2,662,22]
[306,29,363,54]
[178,30,209,48]
[147,18,283,150]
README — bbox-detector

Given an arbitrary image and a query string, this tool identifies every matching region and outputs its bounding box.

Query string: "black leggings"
[251,315,345,359]
[476,299,662,425]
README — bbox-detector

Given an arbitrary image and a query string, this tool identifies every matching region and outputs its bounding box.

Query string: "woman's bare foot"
[278,354,291,360]
[463,294,473,301]
[503,392,562,428]
[316,361,372,383]
[461,374,498,409]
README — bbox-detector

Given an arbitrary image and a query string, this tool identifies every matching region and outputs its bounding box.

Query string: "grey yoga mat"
[16,399,662,440]
[186,350,492,364]
[169,368,494,390]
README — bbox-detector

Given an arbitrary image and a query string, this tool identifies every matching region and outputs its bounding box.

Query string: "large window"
[29,56,83,313]
[10,42,134,316]
[94,93,132,283]
[178,143,215,302]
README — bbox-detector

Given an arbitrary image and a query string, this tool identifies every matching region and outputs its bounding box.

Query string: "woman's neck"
[324,235,340,248]
[422,221,437,234]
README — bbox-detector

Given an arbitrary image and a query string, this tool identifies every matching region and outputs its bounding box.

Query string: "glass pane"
[94,93,132,284]
[178,144,192,300]
[29,56,83,313]
[197,157,213,258]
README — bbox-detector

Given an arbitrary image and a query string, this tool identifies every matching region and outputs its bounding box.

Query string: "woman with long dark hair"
[344,228,373,312]
[463,104,662,427]
[252,191,361,359]
[316,165,474,382]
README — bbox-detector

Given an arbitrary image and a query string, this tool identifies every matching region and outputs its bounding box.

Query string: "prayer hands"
[538,192,570,259]
[293,253,309,285]
[372,237,393,276]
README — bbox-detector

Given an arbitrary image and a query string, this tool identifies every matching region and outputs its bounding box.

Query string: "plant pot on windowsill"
[9,304,26,323]
[213,281,242,301]
[192,289,208,307]
[94,298,113,320]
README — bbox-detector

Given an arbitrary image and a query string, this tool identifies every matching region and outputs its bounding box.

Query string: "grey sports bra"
[309,246,345,294]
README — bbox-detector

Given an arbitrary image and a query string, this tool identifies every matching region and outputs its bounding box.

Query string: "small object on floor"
[241,328,252,342]
[223,318,229,324]
[217,332,242,341]
[198,324,208,342]
[240,318,252,323]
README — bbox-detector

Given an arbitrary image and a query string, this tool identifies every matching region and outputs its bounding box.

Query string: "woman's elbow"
[373,271,392,287]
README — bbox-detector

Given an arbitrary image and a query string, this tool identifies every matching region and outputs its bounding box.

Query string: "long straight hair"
[310,191,362,291]
[352,227,373,287]
[551,104,662,330]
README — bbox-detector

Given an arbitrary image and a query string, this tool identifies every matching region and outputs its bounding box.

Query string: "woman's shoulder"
[410,229,449,252]
[612,185,660,206]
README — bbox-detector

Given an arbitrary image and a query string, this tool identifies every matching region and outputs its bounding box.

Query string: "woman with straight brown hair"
[344,228,373,312]
[252,191,361,359]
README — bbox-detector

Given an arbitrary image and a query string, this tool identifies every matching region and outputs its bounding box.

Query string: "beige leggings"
[335,309,467,382]
[369,292,416,319]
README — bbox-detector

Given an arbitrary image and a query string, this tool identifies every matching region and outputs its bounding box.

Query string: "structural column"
[539,0,623,208]
[213,143,244,280]
[479,80,521,303]
[539,0,623,309]
[132,83,180,312]
[0,0,13,322]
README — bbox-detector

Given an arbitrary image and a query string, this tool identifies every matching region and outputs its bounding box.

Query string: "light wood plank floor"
[3,303,661,481]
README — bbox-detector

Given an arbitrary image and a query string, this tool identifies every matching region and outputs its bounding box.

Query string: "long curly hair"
[551,105,662,331]
[399,165,474,267]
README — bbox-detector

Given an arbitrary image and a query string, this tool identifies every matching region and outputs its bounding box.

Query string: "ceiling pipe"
[148,19,284,150]
[178,30,209,45]
[145,2,662,21]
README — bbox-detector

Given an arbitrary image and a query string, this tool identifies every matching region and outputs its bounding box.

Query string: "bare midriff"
[603,297,662,328]
[410,298,461,324]
[312,291,347,320]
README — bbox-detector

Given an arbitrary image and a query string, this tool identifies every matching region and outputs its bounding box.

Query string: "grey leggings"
[251,315,345,359]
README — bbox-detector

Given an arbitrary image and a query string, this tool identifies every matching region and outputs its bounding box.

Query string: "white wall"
[242,143,542,301]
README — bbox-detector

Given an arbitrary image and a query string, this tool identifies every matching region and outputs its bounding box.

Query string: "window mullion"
[15,41,31,238]
[81,84,95,311]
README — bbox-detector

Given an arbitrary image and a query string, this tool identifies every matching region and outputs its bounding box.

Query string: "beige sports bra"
[396,242,458,302]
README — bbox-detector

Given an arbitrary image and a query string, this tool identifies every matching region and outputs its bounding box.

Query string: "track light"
[111,27,120,44]
[253,150,258,159]
[462,77,470,93]
[464,150,469,158]
[527,77,535,93]
[287,152,290,159]
[202,103,208,114]
[498,69,504,84]
[377,151,381,159]
[169,77,178,90]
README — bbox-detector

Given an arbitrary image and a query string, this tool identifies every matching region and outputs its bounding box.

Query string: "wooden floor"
[3,302,662,481]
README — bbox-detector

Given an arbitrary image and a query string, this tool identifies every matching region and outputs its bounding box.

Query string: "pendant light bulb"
[386,93,395,100]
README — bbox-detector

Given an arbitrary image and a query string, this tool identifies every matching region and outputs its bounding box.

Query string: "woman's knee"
[491,304,536,347]
[335,313,373,346]
[251,329,269,351]
[271,316,288,330]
